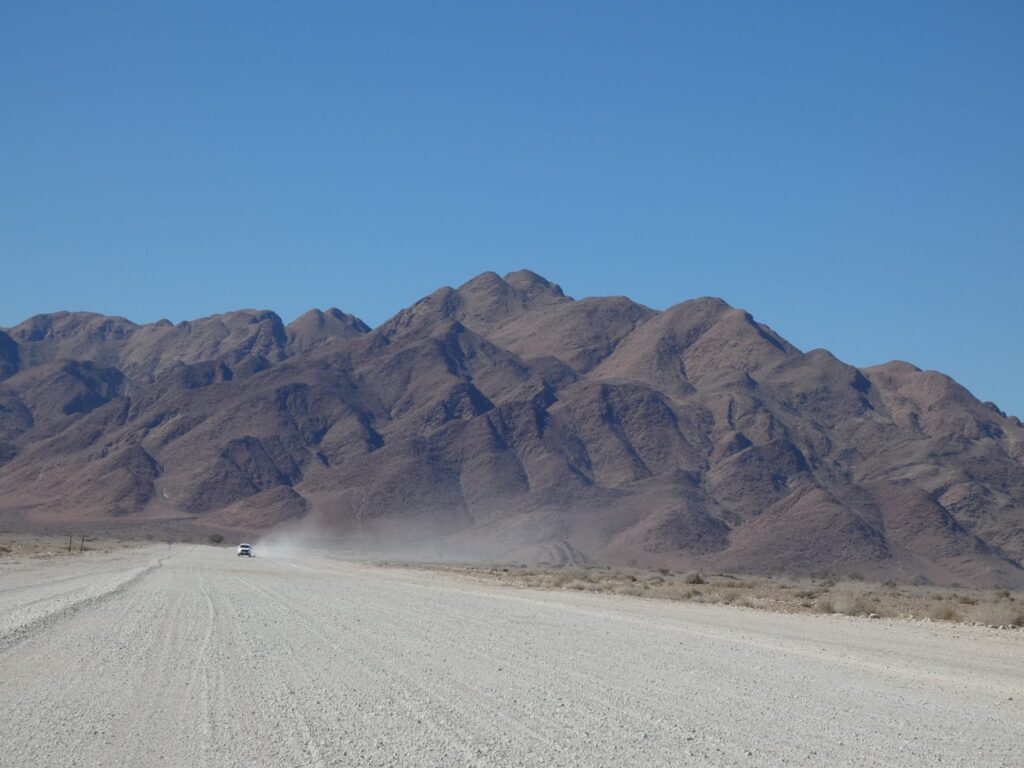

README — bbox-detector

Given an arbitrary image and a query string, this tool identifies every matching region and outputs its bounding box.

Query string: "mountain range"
[2,270,1022,586]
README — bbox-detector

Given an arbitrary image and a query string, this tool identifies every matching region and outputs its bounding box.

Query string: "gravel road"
[1,545,1021,767]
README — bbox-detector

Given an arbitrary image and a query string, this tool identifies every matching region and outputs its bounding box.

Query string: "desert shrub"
[816,599,835,613]
[208,534,224,544]
[649,585,702,602]
[564,579,601,591]
[974,603,1024,627]
[929,604,962,623]
[613,585,644,597]
[551,569,596,588]
[957,595,978,605]
[834,592,873,616]
[794,589,818,599]
[681,572,705,585]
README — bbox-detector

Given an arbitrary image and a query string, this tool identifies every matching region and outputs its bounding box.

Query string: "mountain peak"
[286,308,370,353]
[503,269,565,299]
[457,269,565,302]
[380,270,569,341]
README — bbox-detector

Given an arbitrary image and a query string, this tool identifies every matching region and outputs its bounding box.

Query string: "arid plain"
[2,544,1021,768]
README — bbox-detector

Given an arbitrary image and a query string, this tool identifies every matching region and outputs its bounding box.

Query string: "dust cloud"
[253,512,586,566]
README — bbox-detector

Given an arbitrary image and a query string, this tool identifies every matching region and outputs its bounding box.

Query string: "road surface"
[1,545,1022,767]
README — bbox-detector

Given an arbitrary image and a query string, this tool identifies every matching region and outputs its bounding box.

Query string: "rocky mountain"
[2,270,1022,586]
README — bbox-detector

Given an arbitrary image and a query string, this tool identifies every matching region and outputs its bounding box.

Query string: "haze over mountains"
[1,270,1022,586]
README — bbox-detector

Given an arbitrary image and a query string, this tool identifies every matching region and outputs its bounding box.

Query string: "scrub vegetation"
[398,563,1024,628]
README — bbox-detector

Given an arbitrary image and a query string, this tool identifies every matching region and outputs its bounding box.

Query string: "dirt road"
[1,545,1021,767]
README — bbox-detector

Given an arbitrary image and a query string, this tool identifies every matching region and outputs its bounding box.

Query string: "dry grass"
[396,562,1024,629]
[0,533,145,559]
[972,601,1024,628]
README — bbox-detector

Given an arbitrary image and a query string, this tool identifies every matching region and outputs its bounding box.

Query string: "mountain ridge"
[1,270,1022,587]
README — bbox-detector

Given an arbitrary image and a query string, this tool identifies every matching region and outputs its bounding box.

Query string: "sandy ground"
[1,545,1022,768]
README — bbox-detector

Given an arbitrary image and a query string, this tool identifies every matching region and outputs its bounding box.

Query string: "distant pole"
[79,535,85,553]
[68,535,73,553]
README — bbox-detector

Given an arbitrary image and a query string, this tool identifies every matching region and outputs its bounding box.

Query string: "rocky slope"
[1,271,1022,586]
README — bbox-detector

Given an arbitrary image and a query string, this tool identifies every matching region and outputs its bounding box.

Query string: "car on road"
[237,543,253,557]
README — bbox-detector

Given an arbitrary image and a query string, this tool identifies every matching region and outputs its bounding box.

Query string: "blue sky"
[2,2,1021,416]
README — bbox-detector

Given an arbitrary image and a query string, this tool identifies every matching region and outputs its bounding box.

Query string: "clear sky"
[2,2,1021,416]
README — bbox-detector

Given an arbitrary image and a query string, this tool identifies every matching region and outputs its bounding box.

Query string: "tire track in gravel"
[183,570,219,758]
[238,566,655,760]
[232,569,503,766]
[211,570,330,767]
[232,571,533,765]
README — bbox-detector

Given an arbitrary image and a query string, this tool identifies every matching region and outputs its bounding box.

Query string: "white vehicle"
[237,543,253,557]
